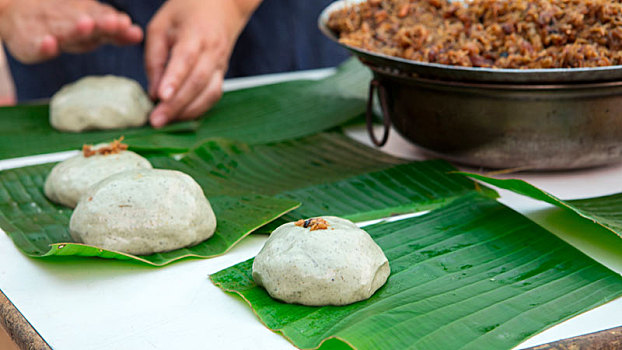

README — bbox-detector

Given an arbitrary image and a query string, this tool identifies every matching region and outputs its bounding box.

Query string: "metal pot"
[367,66,622,169]
[319,0,622,169]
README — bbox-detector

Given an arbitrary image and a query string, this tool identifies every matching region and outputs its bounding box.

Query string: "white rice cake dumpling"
[69,169,217,255]
[252,216,390,306]
[44,139,152,208]
[50,75,153,132]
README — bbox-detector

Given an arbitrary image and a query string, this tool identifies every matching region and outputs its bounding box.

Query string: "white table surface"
[1,69,621,350]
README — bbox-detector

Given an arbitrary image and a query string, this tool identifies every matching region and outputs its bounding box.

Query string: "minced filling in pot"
[328,0,622,69]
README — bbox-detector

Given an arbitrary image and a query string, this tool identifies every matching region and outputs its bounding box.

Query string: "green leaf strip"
[267,160,497,231]
[460,172,622,239]
[151,133,495,228]
[148,132,404,197]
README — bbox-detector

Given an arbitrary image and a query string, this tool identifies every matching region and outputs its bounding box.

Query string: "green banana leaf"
[0,104,200,159]
[307,58,371,100]
[211,194,622,350]
[148,133,496,230]
[147,132,403,197]
[0,59,369,160]
[266,160,497,231]
[0,163,299,266]
[462,173,622,239]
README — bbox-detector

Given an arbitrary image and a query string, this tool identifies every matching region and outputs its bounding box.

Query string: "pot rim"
[369,64,622,91]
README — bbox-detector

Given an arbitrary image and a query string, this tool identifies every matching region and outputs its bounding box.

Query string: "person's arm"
[0,0,142,64]
[145,0,262,127]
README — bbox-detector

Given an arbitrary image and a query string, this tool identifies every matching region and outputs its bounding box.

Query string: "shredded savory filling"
[295,218,330,231]
[82,136,128,157]
[327,0,622,68]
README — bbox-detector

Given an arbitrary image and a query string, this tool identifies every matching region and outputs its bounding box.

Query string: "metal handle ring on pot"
[366,79,392,147]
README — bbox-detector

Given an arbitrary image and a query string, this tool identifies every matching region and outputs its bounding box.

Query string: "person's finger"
[95,10,121,34]
[145,18,170,99]
[157,51,215,118]
[126,25,144,42]
[178,70,224,120]
[74,15,96,38]
[149,103,169,128]
[55,15,94,50]
[89,4,136,43]
[111,24,143,45]
[157,31,203,101]
[55,4,128,50]
[117,13,132,30]
[107,13,143,45]
[38,34,60,60]
[96,13,131,44]
[150,69,223,128]
[58,15,99,53]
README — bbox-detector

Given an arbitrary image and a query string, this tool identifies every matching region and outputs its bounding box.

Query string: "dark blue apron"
[6,0,349,101]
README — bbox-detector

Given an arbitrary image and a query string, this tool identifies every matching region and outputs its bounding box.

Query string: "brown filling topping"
[83,136,128,157]
[328,0,622,69]
[295,218,329,231]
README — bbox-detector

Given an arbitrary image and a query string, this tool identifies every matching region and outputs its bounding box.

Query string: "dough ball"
[50,76,153,132]
[69,169,217,255]
[252,216,390,306]
[44,144,152,208]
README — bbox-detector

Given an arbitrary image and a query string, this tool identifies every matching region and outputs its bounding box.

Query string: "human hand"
[0,0,143,64]
[145,0,261,128]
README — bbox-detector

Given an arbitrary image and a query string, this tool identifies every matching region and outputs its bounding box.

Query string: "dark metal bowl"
[369,66,622,169]
[319,1,622,169]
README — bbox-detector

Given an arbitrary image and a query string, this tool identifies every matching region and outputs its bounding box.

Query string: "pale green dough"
[44,145,152,208]
[252,216,390,306]
[69,169,217,255]
[50,76,153,132]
